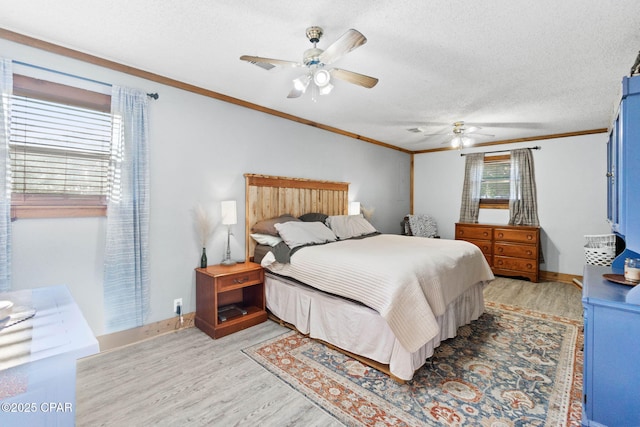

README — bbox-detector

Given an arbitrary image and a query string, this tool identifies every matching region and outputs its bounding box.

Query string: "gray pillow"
[251,214,300,236]
[298,212,328,223]
[274,221,337,248]
[326,214,377,239]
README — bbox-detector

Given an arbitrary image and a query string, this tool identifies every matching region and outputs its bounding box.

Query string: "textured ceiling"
[1,0,639,152]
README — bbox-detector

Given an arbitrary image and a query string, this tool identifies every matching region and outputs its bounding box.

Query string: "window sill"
[479,203,509,210]
[11,205,106,220]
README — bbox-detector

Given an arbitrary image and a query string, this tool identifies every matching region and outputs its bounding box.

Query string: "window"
[479,154,510,209]
[10,75,112,219]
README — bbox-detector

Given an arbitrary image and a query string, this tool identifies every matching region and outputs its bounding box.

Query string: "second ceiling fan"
[409,121,495,148]
[240,26,378,100]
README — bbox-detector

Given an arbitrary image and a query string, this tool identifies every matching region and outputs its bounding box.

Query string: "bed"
[244,173,494,381]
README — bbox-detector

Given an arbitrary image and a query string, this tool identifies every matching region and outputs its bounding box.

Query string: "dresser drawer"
[217,269,263,292]
[494,256,537,272]
[494,242,537,260]
[456,225,493,240]
[463,238,492,255]
[494,228,538,244]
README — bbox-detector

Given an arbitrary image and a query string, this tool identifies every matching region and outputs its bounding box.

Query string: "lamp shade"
[348,201,361,215]
[221,200,237,225]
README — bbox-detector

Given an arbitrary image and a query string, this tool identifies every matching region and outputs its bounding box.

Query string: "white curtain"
[103,86,150,332]
[459,153,484,223]
[509,148,540,226]
[0,59,12,292]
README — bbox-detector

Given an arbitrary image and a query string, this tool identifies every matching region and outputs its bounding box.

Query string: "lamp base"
[220,258,237,266]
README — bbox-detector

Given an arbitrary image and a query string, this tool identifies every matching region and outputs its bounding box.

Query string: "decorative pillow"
[250,233,283,247]
[325,214,377,239]
[274,221,337,249]
[251,214,300,236]
[298,212,329,223]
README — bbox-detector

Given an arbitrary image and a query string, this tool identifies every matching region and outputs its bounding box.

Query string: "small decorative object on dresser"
[200,248,207,268]
[455,222,540,282]
[195,262,267,339]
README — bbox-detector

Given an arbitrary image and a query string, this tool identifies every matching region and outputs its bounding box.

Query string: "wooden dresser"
[455,222,540,282]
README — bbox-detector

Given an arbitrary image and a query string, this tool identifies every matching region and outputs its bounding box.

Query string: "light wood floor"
[75,277,582,426]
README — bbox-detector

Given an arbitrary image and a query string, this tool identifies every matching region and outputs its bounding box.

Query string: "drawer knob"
[233,277,249,284]
[527,235,533,240]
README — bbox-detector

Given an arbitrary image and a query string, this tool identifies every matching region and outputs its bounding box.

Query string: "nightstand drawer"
[218,269,263,292]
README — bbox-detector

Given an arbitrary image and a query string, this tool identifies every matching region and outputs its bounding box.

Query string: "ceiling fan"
[408,121,495,148]
[240,26,378,100]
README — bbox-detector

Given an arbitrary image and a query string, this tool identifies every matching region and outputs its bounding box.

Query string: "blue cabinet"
[609,75,640,268]
[582,265,640,426]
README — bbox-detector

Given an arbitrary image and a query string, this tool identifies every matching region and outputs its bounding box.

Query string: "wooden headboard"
[244,173,349,261]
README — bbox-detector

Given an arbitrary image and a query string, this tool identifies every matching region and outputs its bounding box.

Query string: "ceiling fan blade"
[240,55,302,70]
[319,29,367,65]
[331,68,378,88]
[466,132,495,138]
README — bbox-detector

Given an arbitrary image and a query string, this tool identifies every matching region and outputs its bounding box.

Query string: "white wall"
[413,134,611,276]
[3,39,411,336]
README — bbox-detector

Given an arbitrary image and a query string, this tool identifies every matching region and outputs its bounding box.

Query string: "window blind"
[480,159,510,200]
[10,95,113,202]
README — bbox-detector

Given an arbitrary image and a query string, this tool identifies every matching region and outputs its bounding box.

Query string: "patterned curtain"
[0,59,12,292]
[459,153,484,223]
[103,86,150,332]
[509,148,539,226]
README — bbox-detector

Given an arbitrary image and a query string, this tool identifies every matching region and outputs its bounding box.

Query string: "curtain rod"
[460,145,541,156]
[12,60,159,99]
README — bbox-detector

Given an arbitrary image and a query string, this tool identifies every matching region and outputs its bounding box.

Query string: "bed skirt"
[265,272,486,381]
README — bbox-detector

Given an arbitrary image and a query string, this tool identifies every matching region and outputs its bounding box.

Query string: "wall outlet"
[173,298,182,314]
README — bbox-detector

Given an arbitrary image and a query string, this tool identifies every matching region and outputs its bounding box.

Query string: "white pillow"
[274,221,337,249]
[326,214,377,239]
[250,233,283,247]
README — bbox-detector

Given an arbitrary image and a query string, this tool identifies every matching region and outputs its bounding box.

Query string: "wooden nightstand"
[195,261,267,339]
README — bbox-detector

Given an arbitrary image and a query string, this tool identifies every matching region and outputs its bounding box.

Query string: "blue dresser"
[582,265,640,426]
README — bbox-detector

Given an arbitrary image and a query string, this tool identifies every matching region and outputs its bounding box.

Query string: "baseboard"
[540,270,582,285]
[96,312,195,353]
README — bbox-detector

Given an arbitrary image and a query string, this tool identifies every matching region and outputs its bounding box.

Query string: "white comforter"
[262,234,494,353]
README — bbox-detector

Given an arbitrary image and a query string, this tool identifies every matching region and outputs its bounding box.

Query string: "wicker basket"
[584,234,617,266]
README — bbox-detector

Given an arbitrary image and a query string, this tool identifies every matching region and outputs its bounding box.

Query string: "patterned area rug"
[243,302,583,426]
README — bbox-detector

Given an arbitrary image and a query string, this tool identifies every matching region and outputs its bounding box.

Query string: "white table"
[0,285,99,426]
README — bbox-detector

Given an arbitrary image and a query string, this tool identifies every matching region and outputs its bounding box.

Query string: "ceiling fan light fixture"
[292,75,311,92]
[313,69,331,87]
[451,136,462,148]
[462,136,474,147]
